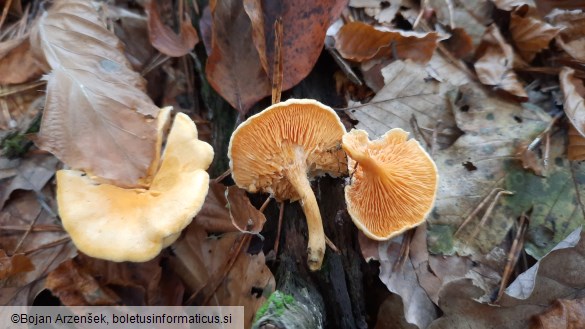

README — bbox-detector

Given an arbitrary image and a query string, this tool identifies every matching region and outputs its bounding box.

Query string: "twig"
[0,225,64,232]
[214,169,232,183]
[494,212,528,303]
[271,18,283,104]
[259,196,272,213]
[325,235,340,254]
[469,190,514,240]
[0,0,12,31]
[393,228,415,272]
[455,188,503,236]
[23,237,71,256]
[13,209,43,254]
[273,202,285,256]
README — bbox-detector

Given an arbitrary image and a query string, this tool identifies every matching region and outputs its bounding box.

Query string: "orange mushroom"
[342,128,438,240]
[228,99,347,271]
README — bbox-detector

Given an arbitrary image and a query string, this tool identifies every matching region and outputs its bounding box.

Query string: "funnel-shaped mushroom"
[228,99,347,271]
[57,112,214,262]
[342,128,438,240]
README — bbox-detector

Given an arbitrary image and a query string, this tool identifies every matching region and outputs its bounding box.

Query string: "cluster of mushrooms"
[56,99,438,272]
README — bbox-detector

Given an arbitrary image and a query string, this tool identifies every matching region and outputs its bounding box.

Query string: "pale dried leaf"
[474,25,528,99]
[560,67,585,137]
[492,0,536,11]
[546,9,585,63]
[350,60,460,149]
[31,0,160,187]
[428,0,493,46]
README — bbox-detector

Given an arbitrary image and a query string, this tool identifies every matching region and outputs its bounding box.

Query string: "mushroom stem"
[345,148,385,178]
[286,168,325,271]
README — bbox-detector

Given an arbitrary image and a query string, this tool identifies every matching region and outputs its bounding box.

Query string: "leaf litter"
[2,0,585,328]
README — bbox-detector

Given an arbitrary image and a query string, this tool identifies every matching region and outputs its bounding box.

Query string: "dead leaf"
[145,0,199,57]
[531,298,585,329]
[349,60,460,150]
[349,0,408,24]
[206,0,271,114]
[492,0,536,11]
[429,228,585,328]
[0,37,44,84]
[30,0,160,188]
[568,123,585,160]
[335,22,440,64]
[474,25,528,99]
[428,0,493,46]
[510,11,560,62]
[560,67,585,137]
[45,259,120,305]
[515,142,544,176]
[226,186,267,234]
[0,250,34,280]
[243,0,347,92]
[442,27,474,59]
[172,222,274,329]
[0,154,59,209]
[535,0,585,16]
[546,9,585,64]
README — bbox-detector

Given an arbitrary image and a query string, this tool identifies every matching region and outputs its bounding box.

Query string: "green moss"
[254,290,296,321]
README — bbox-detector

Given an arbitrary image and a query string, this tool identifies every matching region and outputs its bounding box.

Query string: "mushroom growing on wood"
[57,112,214,262]
[342,128,438,240]
[228,99,347,271]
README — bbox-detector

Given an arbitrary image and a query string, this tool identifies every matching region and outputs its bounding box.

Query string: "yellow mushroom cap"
[57,113,214,262]
[342,128,438,240]
[228,98,347,201]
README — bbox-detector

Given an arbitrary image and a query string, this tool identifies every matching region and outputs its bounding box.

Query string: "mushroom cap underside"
[228,99,347,201]
[343,128,438,240]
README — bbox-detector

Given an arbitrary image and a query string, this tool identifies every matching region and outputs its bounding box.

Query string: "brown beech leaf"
[145,0,199,57]
[560,67,585,137]
[531,298,585,329]
[335,22,440,64]
[226,185,267,234]
[547,9,585,64]
[206,0,271,114]
[510,12,560,62]
[0,37,44,84]
[194,182,266,234]
[243,0,347,91]
[474,25,528,99]
[0,251,34,280]
[172,223,275,329]
[568,123,585,160]
[515,141,544,176]
[442,28,474,59]
[31,0,160,188]
[45,259,120,305]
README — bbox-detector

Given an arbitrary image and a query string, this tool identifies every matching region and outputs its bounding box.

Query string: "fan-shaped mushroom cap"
[343,128,438,240]
[229,98,347,200]
[228,99,347,271]
[57,113,214,262]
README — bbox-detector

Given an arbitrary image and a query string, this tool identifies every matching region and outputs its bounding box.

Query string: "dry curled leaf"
[335,22,440,64]
[0,251,34,280]
[510,11,560,62]
[172,223,274,329]
[145,0,199,57]
[474,25,528,99]
[568,123,585,160]
[31,0,160,188]
[560,67,585,137]
[531,298,585,329]
[442,28,474,59]
[0,37,44,84]
[546,9,585,64]
[244,0,347,91]
[206,0,271,114]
